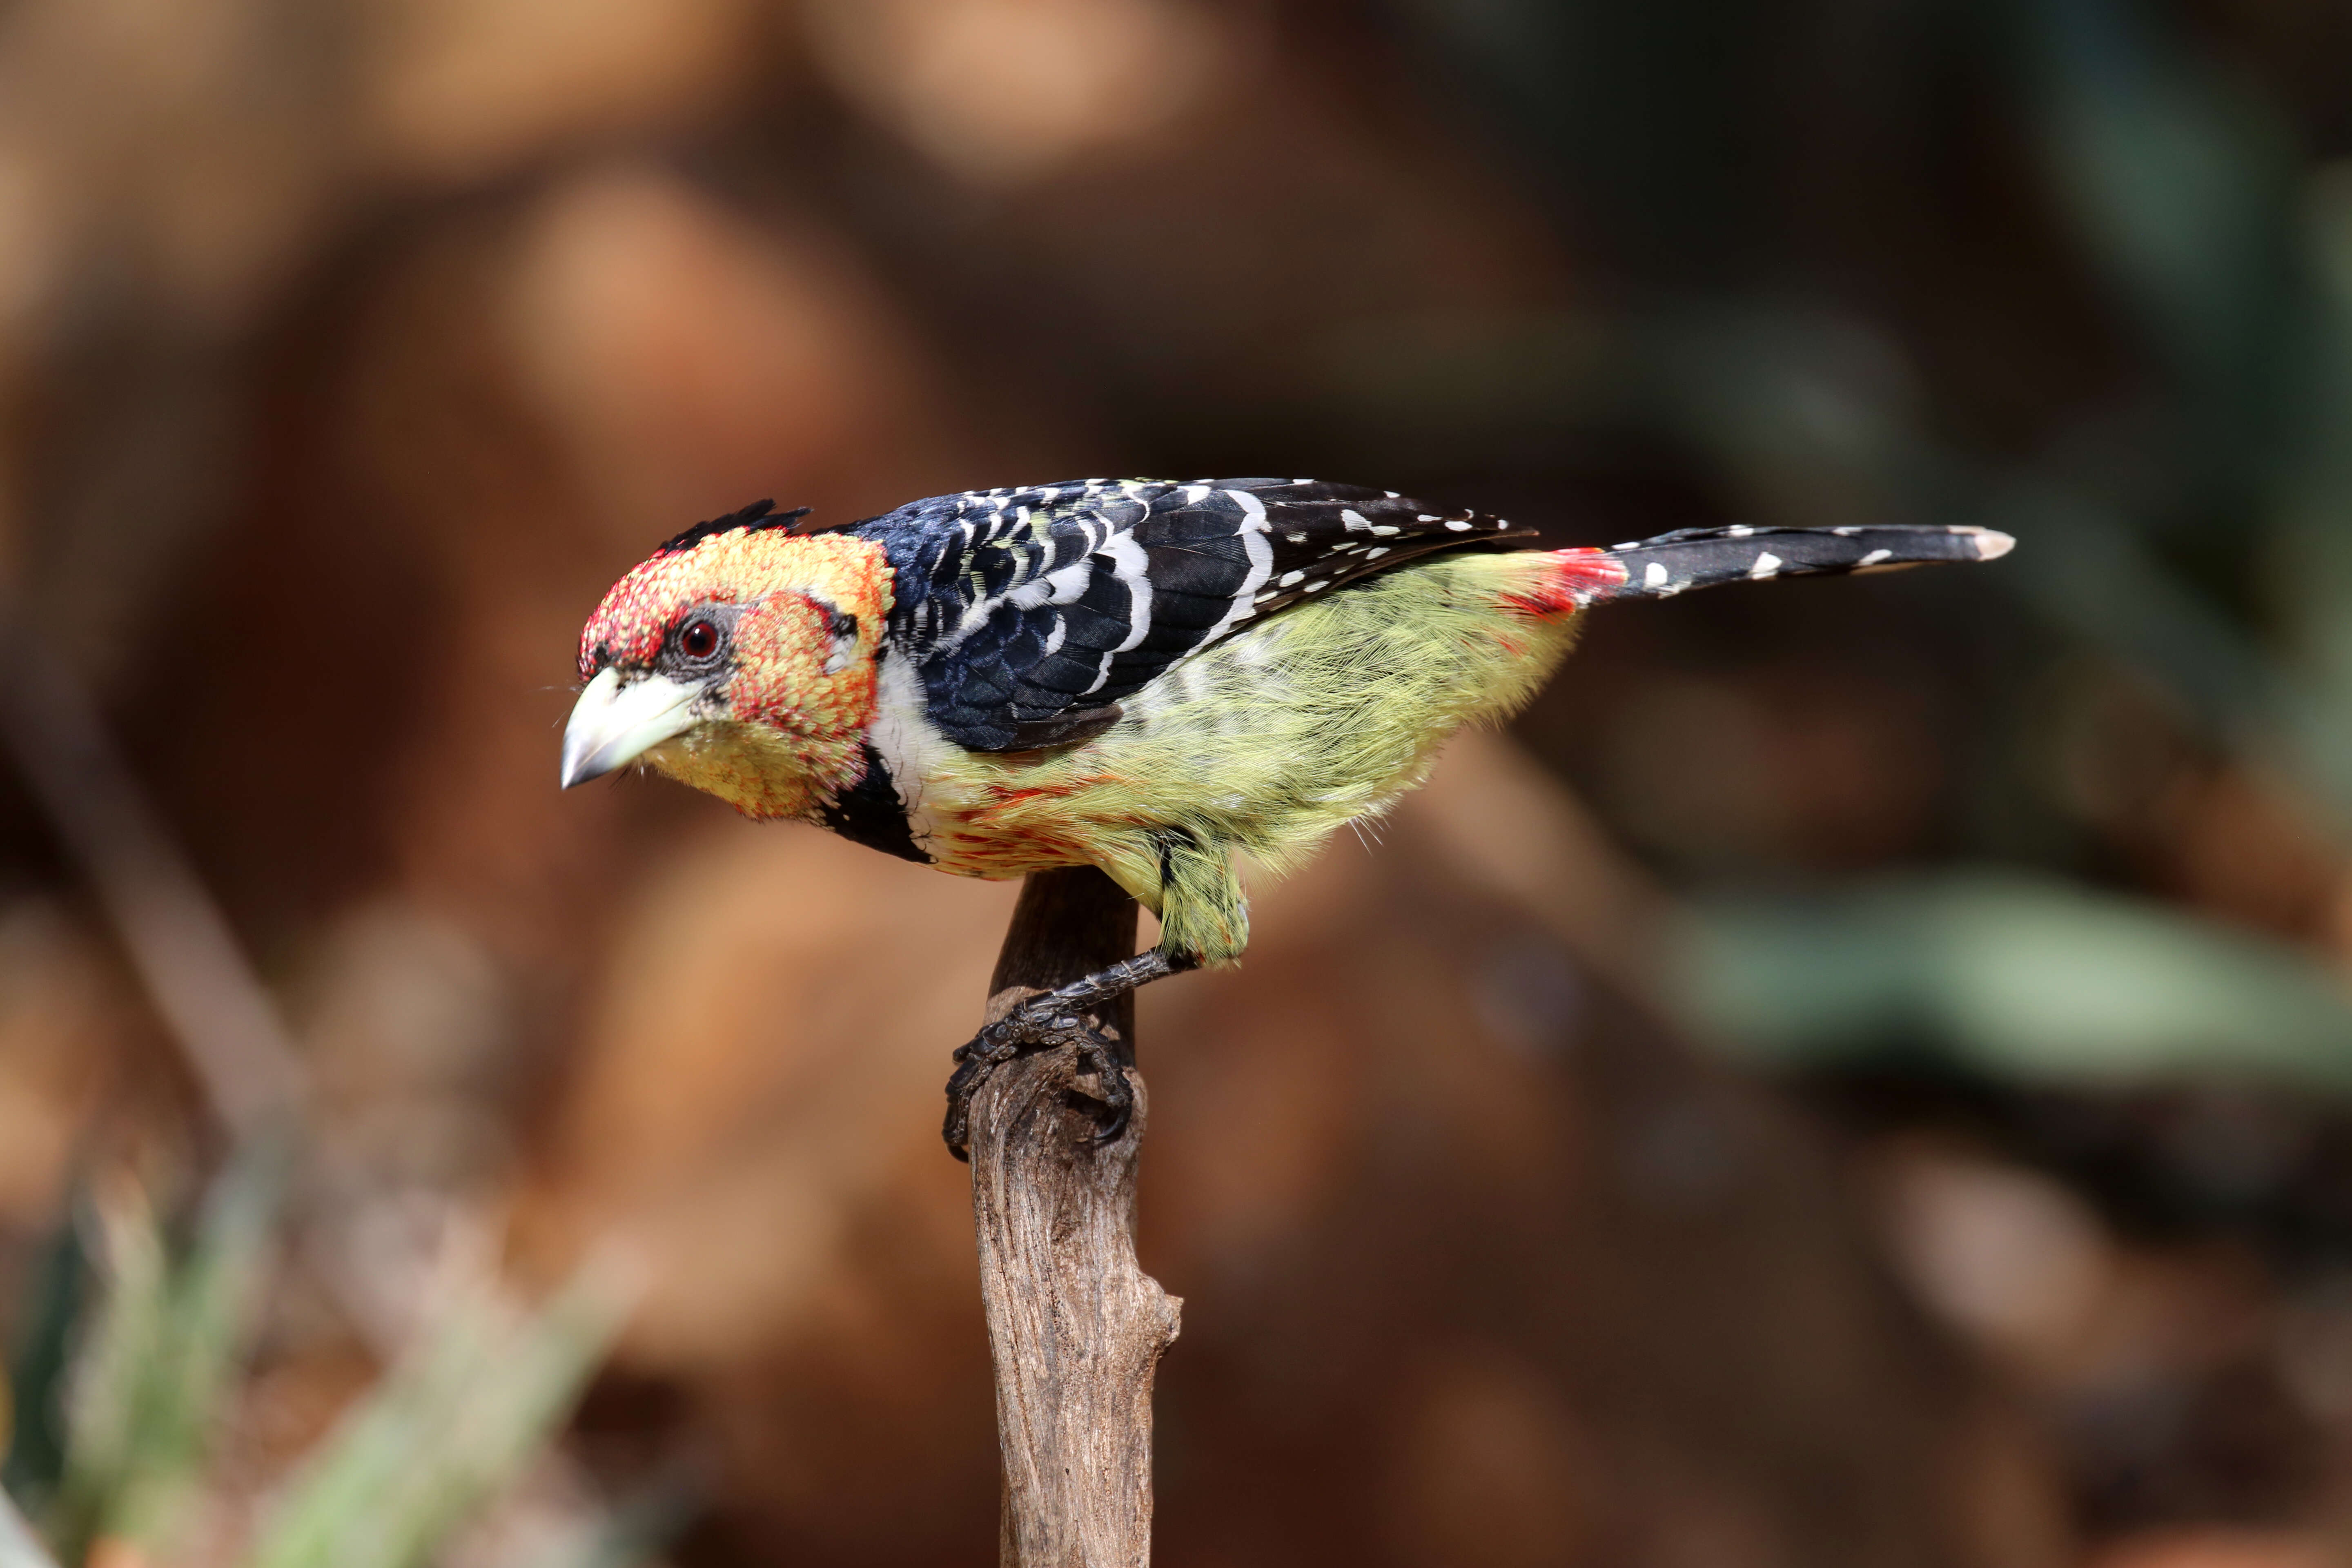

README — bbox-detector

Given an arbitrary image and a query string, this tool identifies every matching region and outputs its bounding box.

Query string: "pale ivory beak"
[561,668,703,788]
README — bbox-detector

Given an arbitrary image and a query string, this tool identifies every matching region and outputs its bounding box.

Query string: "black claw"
[940,996,1138,1158]
[1077,1040,1135,1145]
[941,1044,991,1161]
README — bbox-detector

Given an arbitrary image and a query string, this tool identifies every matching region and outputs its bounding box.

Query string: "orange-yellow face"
[562,525,895,820]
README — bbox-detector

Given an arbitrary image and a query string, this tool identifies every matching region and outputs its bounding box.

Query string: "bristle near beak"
[560,668,703,788]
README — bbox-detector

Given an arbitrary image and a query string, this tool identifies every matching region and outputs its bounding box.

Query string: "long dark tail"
[1593,522,2012,600]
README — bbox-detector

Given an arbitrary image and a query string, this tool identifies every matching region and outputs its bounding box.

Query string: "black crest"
[658,499,816,556]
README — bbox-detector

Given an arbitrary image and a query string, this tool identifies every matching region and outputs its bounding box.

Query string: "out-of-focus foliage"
[2,1143,629,1568]
[1684,874,2352,1093]
[46,1145,279,1563]
[242,1263,632,1568]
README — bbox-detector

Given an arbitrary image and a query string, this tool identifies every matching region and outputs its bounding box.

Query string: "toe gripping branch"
[943,950,1189,1160]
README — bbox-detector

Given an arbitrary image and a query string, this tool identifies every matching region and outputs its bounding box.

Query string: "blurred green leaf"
[4,1222,90,1518]
[1679,871,2352,1094]
[49,1136,284,1564]
[244,1262,630,1568]
[11,1132,639,1568]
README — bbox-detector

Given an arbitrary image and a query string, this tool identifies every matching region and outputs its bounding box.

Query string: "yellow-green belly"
[909,550,1582,955]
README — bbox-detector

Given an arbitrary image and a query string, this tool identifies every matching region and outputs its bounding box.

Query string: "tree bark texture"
[969,866,1183,1567]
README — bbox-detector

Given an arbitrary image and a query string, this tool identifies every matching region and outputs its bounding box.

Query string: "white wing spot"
[1366,546,1390,559]
[1098,533,1156,655]
[1644,562,1670,589]
[1728,524,1754,538]
[1444,520,1472,532]
[1033,559,1091,606]
[1203,489,1276,643]
[1750,552,1783,579]
[1305,580,1330,592]
[1080,647,1117,696]
[1342,509,1373,532]
[1860,548,1893,566]
[1278,570,1305,588]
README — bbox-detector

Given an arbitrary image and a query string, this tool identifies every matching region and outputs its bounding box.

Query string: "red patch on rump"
[1499,548,1629,619]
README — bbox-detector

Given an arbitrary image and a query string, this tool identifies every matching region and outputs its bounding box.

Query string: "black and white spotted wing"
[844,478,1531,752]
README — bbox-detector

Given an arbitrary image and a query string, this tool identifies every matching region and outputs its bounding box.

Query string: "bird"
[560,477,2011,1154]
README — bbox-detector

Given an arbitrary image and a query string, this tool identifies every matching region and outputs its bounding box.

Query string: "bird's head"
[561,504,893,819]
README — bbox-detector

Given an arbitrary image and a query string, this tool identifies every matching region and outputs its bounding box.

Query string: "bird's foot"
[942,997,1135,1161]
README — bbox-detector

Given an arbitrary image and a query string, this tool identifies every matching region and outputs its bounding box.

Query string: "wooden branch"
[968,866,1183,1567]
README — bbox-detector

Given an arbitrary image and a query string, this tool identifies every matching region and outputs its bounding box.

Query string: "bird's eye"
[679,619,721,660]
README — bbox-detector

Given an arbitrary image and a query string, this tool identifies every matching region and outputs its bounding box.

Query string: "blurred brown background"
[7,0,2352,1564]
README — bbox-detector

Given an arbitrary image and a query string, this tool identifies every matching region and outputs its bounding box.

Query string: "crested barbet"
[562,477,2011,1154]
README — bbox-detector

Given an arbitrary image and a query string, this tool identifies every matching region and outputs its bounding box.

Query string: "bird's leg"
[944,950,1193,1159]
